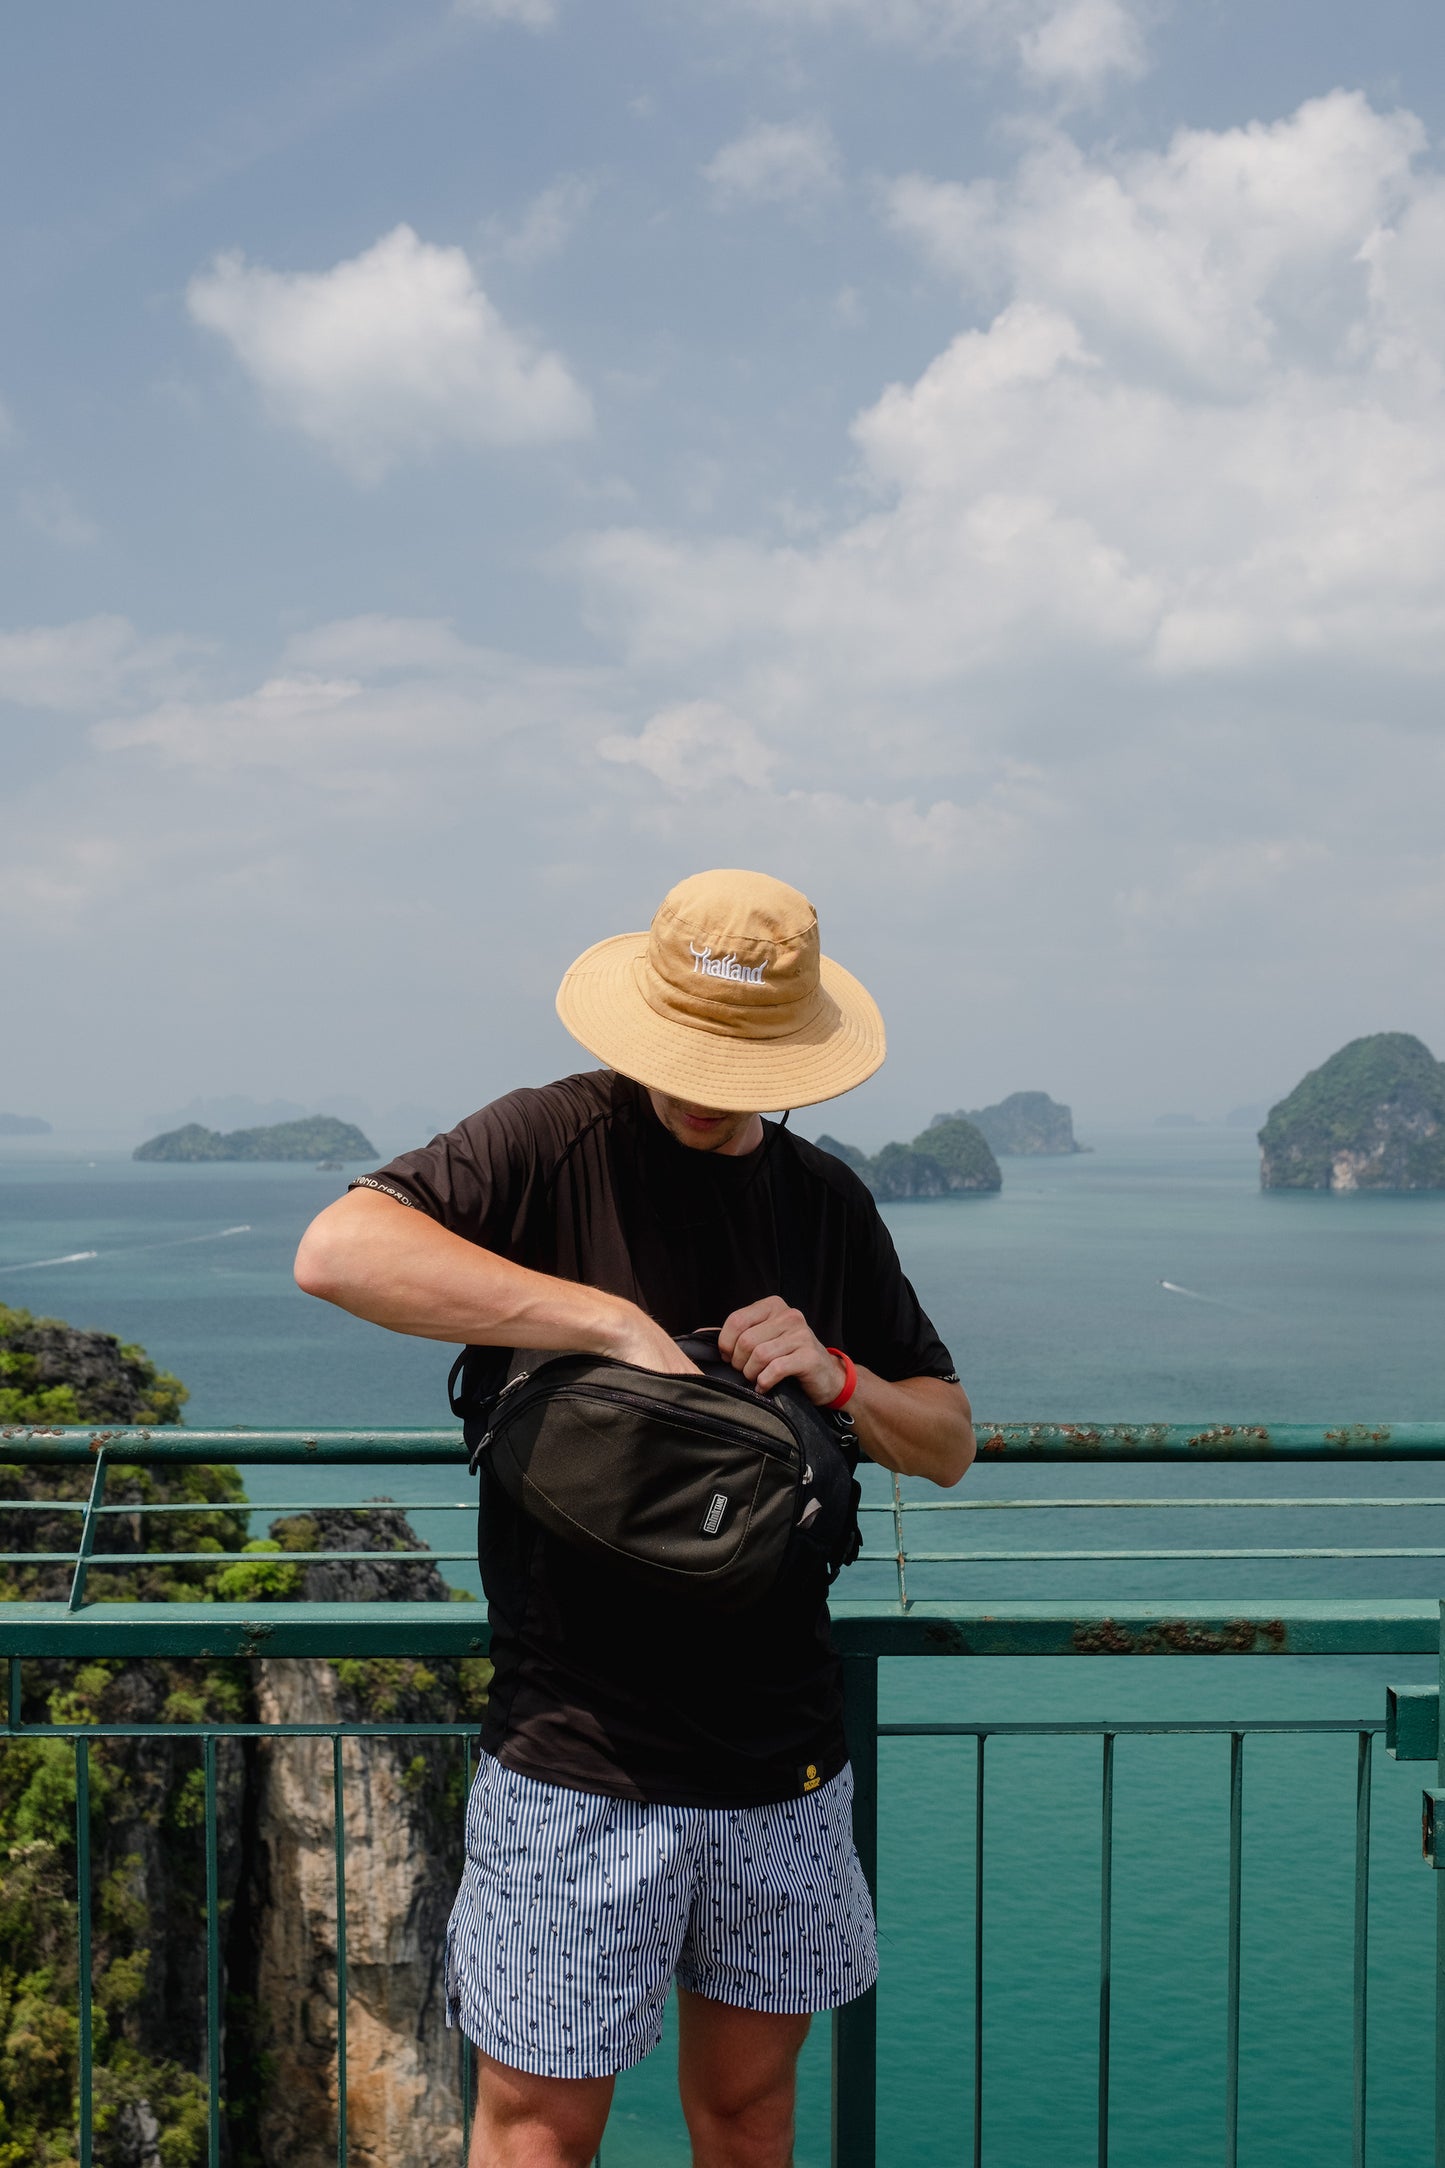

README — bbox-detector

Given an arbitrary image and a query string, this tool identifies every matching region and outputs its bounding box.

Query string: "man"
[294,868,974,2168]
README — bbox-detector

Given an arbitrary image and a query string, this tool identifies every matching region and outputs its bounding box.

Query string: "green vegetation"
[1260,1032,1445,1190]
[816,1116,1002,1196]
[133,1115,375,1164]
[1,1312,487,2165]
[0,1303,188,1429]
[1,1322,245,2168]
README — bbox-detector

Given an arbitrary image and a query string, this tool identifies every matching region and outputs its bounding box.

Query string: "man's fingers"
[739,1330,805,1384]
[718,1296,790,1357]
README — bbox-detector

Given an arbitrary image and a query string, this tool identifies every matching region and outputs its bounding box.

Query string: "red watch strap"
[823,1348,857,1411]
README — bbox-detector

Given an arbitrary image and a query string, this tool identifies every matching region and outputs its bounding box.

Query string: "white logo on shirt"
[690,943,767,985]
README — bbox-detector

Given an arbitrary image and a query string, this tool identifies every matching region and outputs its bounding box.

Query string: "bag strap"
[447,1343,510,1425]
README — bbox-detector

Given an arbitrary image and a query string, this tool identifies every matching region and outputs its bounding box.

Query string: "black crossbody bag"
[447,1328,862,1613]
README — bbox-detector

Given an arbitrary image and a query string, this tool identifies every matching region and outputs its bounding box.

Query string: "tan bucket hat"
[555,869,886,1111]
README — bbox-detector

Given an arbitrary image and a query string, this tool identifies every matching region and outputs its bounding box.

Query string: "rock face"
[0,1301,188,1426]
[244,1508,482,2168]
[933,1091,1082,1156]
[250,1663,466,2168]
[1259,1032,1445,1190]
[133,1115,376,1163]
[815,1118,1002,1195]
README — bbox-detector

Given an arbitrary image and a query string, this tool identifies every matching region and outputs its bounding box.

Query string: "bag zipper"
[495,1378,801,1463]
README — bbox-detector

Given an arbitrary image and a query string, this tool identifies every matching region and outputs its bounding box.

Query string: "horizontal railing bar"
[0,1429,471,1464]
[0,1499,476,1514]
[0,1549,475,1567]
[0,1717,1387,1743]
[1,1721,485,1739]
[876,1719,1386,1737]
[858,1497,1445,1512]
[1,1597,1435,1656]
[5,1422,1445,1463]
[13,1494,1445,1516]
[856,1545,1445,1562]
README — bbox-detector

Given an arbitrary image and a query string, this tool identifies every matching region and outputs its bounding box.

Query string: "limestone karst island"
[134,1115,376,1163]
[817,1090,1083,1198]
[1260,1032,1445,1190]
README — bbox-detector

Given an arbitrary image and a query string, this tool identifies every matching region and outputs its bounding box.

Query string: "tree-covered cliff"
[134,1116,375,1164]
[0,1316,243,2167]
[1259,1033,1445,1190]
[815,1115,1001,1196]
[0,1303,188,1428]
[0,1314,485,2168]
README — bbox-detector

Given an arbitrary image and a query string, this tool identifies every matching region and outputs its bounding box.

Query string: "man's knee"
[470,2049,611,2167]
[677,2002,808,2162]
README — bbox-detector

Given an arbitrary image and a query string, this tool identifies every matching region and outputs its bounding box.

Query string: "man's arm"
[717,1297,975,1487]
[294,1187,696,1373]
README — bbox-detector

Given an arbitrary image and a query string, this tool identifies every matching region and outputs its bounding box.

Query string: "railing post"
[1437,1601,1445,2168]
[833,1652,878,2168]
[76,1736,92,2168]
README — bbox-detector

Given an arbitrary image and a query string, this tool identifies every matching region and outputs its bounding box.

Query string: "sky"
[3,0,1443,1144]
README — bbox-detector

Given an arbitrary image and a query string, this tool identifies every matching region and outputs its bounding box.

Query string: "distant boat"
[316,1158,344,1172]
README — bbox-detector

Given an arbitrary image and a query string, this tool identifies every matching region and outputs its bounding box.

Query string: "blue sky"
[3,0,1443,1140]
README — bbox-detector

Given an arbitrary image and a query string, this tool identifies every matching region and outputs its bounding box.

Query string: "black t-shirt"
[356,1070,956,1807]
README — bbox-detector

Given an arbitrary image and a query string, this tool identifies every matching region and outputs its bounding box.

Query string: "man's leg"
[676,1988,811,2168]
[467,2048,613,2168]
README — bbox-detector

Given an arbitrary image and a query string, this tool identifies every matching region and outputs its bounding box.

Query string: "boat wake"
[1160,1279,1232,1307]
[0,1227,251,1275]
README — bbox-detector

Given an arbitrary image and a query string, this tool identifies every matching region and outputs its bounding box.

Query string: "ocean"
[2,1126,1443,2164]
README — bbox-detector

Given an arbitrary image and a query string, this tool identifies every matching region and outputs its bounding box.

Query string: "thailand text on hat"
[555,869,886,1111]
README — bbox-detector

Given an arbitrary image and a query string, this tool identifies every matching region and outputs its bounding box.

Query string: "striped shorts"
[444,1749,878,2079]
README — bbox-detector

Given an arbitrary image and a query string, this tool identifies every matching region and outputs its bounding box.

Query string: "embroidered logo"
[701,1492,730,1536]
[801,1762,821,1793]
[689,942,767,985]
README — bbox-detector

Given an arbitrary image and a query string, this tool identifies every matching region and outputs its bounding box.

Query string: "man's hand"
[719,1293,976,1486]
[718,1297,845,1405]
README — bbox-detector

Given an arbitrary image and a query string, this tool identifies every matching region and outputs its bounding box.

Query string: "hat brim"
[556,933,886,1112]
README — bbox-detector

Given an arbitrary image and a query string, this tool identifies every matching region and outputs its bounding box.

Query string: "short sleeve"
[348,1091,554,1266]
[841,1197,959,1385]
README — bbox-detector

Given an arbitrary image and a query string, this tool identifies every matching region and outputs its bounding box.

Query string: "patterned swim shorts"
[444,1749,878,2079]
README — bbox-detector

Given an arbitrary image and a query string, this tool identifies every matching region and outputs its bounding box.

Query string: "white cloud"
[93,674,372,774]
[187,224,592,481]
[90,632,608,806]
[282,614,486,676]
[582,93,1445,697]
[597,702,778,792]
[484,176,597,264]
[1016,0,1143,90]
[703,120,842,210]
[713,0,1149,90]
[0,616,195,712]
[454,0,558,27]
[885,92,1424,388]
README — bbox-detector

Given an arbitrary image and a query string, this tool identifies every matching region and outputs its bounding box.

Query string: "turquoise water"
[3,1129,1443,2163]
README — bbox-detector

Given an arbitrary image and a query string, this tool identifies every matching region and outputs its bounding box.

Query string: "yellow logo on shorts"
[802,1763,820,1792]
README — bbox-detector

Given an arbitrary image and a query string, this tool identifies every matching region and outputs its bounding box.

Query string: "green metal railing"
[5,1421,1445,2166]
